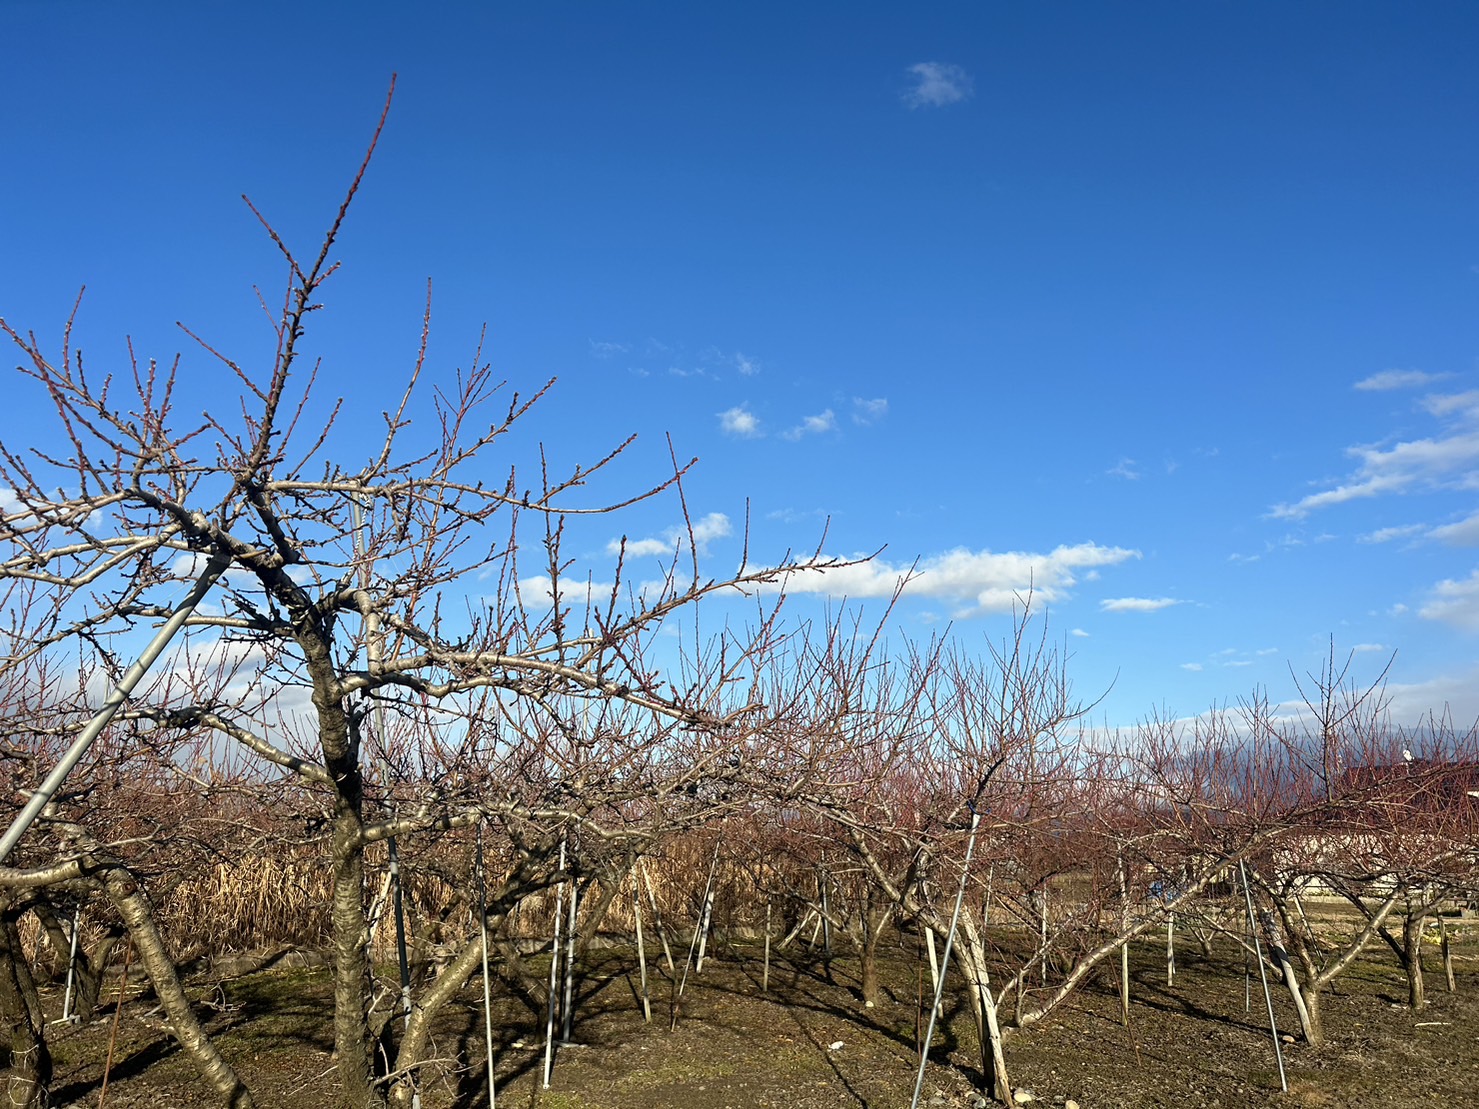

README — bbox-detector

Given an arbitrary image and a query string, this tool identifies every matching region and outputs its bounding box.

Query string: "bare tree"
[0,82,848,1108]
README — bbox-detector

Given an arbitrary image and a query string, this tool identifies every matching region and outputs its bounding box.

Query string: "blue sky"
[4,2,1479,729]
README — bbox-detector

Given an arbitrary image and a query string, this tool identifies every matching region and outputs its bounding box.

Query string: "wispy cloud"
[903,62,973,109]
[1272,385,1479,519]
[610,512,733,559]
[1107,458,1141,481]
[1420,390,1479,418]
[1099,596,1183,613]
[734,352,760,376]
[851,397,889,426]
[782,409,836,440]
[762,542,1139,618]
[719,405,762,438]
[1429,511,1479,545]
[1070,627,1090,638]
[1359,523,1426,544]
[767,506,829,524]
[1180,662,1204,672]
[1353,368,1451,391]
[589,340,629,359]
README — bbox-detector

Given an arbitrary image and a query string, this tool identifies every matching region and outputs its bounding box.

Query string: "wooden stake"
[695,885,715,973]
[1117,857,1130,1026]
[915,966,924,1062]
[924,926,942,1015]
[694,844,721,974]
[1440,915,1457,993]
[818,868,833,981]
[476,824,498,1109]
[633,872,652,1022]
[1166,912,1176,986]
[983,863,994,928]
[97,937,133,1109]
[1039,886,1049,986]
[639,859,675,972]
[762,900,772,995]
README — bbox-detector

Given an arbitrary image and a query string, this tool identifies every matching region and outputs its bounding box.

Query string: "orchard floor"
[32,930,1479,1109]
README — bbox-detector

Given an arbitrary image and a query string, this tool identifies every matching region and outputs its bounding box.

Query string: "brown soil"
[28,928,1479,1108]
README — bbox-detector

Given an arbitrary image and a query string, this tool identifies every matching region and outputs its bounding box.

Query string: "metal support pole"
[58,901,81,1024]
[910,807,982,1109]
[0,552,228,864]
[1239,860,1287,1093]
[560,871,578,1043]
[542,839,567,1088]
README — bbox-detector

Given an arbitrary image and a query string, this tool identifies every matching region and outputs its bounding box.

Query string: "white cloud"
[1180,662,1203,672]
[589,340,628,359]
[1272,388,1479,518]
[1099,596,1183,613]
[1359,523,1426,544]
[1421,390,1479,418]
[719,406,761,438]
[782,409,836,440]
[903,62,973,109]
[1353,369,1450,391]
[767,506,828,524]
[517,575,617,607]
[1070,627,1090,638]
[851,397,888,425]
[1428,511,1479,546]
[1107,458,1141,481]
[763,542,1139,618]
[610,512,733,559]
[1382,663,1479,726]
[1270,474,1407,519]
[1350,642,1387,654]
[1419,569,1479,629]
[734,352,760,376]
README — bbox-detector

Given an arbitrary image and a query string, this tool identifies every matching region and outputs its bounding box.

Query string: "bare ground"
[27,926,1479,1109]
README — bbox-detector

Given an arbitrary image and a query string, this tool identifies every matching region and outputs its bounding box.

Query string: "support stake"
[1239,860,1287,1094]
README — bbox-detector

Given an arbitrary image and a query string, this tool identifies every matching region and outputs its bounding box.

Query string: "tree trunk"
[1302,981,1323,1046]
[388,916,501,1109]
[309,645,380,1109]
[1402,909,1426,1009]
[859,932,880,1008]
[0,903,50,1109]
[1263,916,1318,1045]
[958,915,1011,1104]
[858,897,892,1009]
[330,806,378,1108]
[103,868,255,1108]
